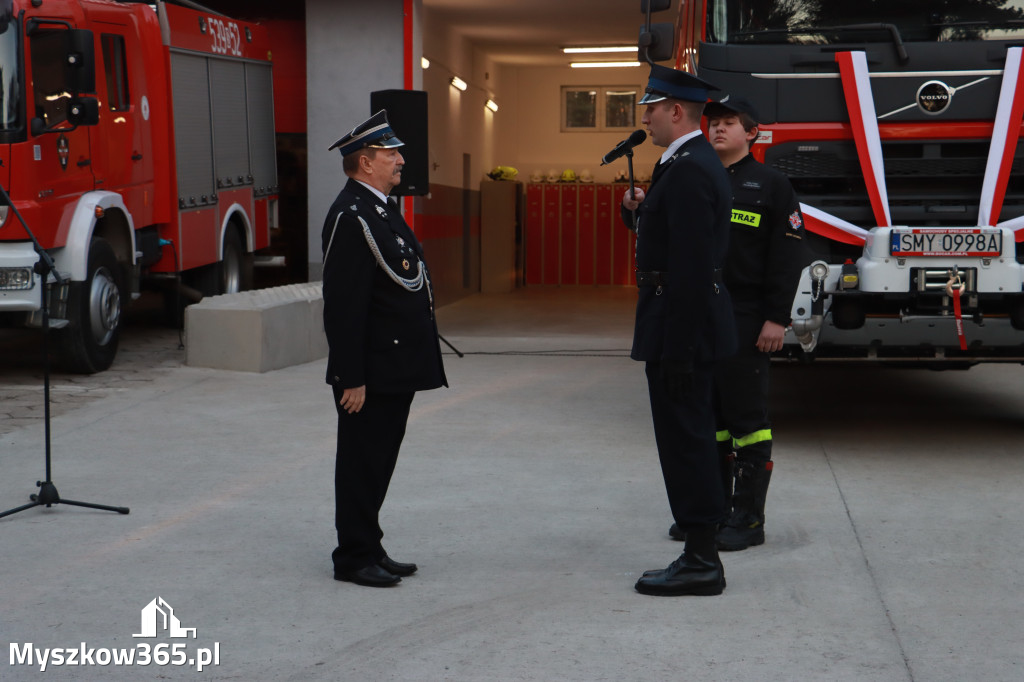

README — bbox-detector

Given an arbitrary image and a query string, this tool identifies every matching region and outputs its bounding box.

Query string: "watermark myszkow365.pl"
[9,597,221,673]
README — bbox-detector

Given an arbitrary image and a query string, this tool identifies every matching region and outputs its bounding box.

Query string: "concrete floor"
[1,287,1022,681]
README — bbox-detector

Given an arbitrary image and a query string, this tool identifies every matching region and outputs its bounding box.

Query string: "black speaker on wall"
[370,89,429,196]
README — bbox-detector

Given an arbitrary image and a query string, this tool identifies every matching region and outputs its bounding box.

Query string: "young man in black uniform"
[621,65,737,596]
[666,95,805,551]
[321,111,447,587]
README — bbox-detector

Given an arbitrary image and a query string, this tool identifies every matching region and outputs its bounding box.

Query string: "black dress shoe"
[635,526,726,597]
[334,564,401,587]
[378,555,417,577]
[635,554,725,596]
[668,523,686,541]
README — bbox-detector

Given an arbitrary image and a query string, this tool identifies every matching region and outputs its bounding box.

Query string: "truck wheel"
[188,229,253,298]
[220,228,253,294]
[58,237,124,373]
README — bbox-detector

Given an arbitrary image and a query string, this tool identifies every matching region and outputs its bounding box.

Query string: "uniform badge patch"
[402,259,410,270]
[396,235,406,247]
[788,211,803,230]
[349,204,358,211]
[375,205,388,218]
[731,209,761,227]
[742,181,762,190]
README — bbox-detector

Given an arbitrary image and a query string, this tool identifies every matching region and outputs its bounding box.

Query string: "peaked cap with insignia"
[328,110,405,156]
[639,64,718,104]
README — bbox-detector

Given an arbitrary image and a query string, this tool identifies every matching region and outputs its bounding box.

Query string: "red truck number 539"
[208,17,241,56]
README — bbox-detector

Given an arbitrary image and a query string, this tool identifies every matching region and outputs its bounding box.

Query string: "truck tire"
[189,228,253,298]
[220,228,253,294]
[58,237,124,373]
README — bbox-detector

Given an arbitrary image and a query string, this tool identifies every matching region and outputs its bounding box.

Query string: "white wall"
[493,64,664,185]
[421,15,496,189]
[304,0,422,278]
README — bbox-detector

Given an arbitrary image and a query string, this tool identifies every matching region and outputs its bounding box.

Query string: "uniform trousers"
[331,386,414,573]
[645,361,729,528]
[714,311,771,463]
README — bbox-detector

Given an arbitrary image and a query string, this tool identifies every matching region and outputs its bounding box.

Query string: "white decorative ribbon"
[800,203,869,245]
[835,51,891,228]
[978,46,1024,228]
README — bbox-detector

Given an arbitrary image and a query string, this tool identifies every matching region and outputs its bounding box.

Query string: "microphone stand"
[0,181,129,520]
[627,148,638,229]
[438,334,464,358]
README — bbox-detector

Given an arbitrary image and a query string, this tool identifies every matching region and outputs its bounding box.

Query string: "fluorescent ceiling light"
[486,99,499,112]
[563,46,637,54]
[570,61,642,69]
[450,76,468,91]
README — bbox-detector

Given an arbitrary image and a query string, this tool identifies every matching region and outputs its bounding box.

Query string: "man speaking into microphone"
[620,64,737,596]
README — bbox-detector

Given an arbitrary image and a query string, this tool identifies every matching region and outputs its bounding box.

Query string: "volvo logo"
[917,80,952,115]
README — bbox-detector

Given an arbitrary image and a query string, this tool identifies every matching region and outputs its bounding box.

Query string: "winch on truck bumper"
[787,227,1024,362]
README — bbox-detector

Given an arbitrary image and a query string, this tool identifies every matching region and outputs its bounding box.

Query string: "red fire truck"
[675,0,1024,365]
[0,0,277,372]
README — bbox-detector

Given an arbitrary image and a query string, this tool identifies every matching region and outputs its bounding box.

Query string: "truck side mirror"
[638,23,675,63]
[30,97,99,136]
[68,97,99,126]
[67,29,96,95]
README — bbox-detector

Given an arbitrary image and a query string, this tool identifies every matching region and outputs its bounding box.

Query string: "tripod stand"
[0,183,129,520]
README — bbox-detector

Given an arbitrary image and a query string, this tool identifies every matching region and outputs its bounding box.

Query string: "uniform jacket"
[724,154,807,325]
[321,178,447,393]
[626,134,737,364]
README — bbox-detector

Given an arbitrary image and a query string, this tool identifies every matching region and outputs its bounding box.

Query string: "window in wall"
[101,34,130,111]
[561,86,637,132]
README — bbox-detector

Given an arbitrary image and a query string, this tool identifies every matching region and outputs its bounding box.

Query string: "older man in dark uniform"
[621,65,736,596]
[322,110,447,587]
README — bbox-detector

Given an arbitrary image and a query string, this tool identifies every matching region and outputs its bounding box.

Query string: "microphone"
[600,130,647,166]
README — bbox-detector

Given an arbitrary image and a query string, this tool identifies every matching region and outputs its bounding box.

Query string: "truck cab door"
[94,21,154,226]
[24,25,96,241]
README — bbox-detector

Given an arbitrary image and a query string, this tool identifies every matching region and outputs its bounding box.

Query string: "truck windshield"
[0,17,19,131]
[707,0,1024,44]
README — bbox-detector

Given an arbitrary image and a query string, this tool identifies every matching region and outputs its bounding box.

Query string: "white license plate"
[890,228,1002,257]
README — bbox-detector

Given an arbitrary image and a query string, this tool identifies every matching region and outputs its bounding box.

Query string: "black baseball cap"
[703,94,760,124]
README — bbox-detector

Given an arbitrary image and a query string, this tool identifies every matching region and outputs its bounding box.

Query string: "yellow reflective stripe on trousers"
[733,429,772,449]
[731,209,761,227]
[716,430,731,443]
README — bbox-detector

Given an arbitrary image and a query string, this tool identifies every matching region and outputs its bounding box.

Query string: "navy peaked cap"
[328,110,404,156]
[639,64,717,104]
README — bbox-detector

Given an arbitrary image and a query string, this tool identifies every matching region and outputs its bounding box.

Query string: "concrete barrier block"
[185,283,327,372]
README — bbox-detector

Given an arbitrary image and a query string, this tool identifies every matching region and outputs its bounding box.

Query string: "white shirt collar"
[660,129,703,164]
[356,180,390,205]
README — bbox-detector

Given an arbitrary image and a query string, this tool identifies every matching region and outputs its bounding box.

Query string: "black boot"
[635,525,726,596]
[668,437,734,541]
[717,459,772,551]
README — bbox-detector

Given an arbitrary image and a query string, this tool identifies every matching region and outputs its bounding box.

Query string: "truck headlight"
[0,267,34,290]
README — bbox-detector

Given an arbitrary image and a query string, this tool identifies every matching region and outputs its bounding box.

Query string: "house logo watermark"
[9,597,220,673]
[134,596,196,638]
